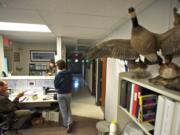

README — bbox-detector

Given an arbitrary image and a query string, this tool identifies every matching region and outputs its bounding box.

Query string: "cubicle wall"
[0,76,54,90]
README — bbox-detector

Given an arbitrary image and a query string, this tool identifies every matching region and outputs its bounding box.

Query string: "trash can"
[96,121,110,135]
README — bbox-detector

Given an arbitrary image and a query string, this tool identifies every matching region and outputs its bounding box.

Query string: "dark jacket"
[0,92,19,113]
[54,70,72,94]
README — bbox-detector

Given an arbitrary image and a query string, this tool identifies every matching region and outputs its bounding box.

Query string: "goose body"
[159,63,180,79]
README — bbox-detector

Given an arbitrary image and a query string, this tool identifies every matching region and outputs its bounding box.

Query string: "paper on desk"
[24,90,34,96]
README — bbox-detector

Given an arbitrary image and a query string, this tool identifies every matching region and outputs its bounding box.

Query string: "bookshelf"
[29,63,49,76]
[117,72,180,135]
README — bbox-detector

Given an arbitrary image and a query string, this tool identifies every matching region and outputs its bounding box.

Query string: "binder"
[171,102,180,135]
[161,98,175,135]
[132,84,139,117]
[129,83,135,114]
[120,80,128,108]
[126,82,132,111]
[154,96,165,135]
[138,94,157,122]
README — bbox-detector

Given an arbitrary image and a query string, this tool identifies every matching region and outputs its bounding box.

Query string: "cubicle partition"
[0,76,60,122]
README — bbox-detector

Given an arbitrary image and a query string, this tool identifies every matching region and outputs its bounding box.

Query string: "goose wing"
[86,39,139,60]
[159,26,180,55]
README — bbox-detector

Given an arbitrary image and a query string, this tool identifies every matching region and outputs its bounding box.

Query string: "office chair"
[0,112,21,135]
[0,113,10,135]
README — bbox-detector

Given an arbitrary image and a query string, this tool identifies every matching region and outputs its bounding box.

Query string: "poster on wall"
[30,50,56,62]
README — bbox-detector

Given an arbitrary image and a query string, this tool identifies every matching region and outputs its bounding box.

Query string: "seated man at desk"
[0,80,32,130]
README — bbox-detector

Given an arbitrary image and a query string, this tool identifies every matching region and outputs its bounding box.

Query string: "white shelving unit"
[117,72,180,135]
[119,106,154,135]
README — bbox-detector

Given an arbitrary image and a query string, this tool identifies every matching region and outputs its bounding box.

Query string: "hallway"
[71,74,104,120]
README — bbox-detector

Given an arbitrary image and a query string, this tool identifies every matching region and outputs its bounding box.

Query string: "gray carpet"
[7,116,99,135]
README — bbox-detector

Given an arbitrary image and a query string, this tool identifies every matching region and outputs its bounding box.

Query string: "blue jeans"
[57,94,73,127]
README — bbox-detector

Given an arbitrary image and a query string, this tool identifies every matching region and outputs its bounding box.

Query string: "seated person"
[47,59,56,76]
[0,80,32,130]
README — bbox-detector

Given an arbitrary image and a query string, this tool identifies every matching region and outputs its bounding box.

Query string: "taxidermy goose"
[87,7,180,79]
[149,62,180,91]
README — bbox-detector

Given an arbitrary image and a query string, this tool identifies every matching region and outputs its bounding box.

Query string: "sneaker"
[67,123,73,133]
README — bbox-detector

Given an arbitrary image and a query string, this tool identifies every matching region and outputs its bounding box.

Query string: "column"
[0,36,4,76]
[56,37,62,61]
[56,37,66,62]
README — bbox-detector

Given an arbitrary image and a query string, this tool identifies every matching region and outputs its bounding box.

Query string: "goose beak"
[128,7,136,17]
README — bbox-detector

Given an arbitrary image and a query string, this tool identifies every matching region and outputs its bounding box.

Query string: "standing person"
[47,59,56,76]
[54,59,73,133]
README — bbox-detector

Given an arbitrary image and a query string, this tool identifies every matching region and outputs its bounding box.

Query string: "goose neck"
[131,16,139,28]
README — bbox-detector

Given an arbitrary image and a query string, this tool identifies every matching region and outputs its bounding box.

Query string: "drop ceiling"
[0,0,156,46]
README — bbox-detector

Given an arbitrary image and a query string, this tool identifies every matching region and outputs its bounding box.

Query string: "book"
[126,82,132,111]
[154,96,165,135]
[138,94,158,122]
[132,84,139,117]
[129,83,135,114]
[120,80,128,108]
[161,98,175,135]
[171,102,180,135]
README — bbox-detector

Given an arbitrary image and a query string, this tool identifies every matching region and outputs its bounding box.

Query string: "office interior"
[0,0,180,135]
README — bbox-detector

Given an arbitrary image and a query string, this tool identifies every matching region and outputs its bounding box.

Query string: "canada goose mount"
[86,7,180,82]
[149,62,180,91]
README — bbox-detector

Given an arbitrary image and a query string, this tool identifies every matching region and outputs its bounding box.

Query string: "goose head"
[128,7,139,28]
[173,7,180,26]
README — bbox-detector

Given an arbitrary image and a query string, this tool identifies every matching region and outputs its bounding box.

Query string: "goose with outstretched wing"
[86,39,148,73]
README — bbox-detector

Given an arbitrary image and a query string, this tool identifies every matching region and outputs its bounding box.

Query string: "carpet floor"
[7,115,100,135]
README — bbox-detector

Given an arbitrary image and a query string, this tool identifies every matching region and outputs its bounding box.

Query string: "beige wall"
[12,42,56,75]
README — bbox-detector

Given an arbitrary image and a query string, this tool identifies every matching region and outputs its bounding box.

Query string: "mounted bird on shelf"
[86,7,180,91]
[148,7,180,91]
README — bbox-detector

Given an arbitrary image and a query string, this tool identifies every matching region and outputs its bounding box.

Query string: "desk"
[9,89,58,107]
[9,90,60,122]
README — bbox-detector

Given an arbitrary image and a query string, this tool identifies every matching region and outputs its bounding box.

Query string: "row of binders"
[154,96,180,135]
[120,80,158,123]
[120,80,180,135]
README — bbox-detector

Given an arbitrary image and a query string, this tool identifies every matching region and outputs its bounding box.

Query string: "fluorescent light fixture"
[0,22,51,32]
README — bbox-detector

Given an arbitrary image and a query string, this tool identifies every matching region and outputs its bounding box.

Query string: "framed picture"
[30,50,56,62]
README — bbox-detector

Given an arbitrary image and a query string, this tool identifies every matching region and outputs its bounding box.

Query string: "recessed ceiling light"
[75,59,79,63]
[0,22,51,32]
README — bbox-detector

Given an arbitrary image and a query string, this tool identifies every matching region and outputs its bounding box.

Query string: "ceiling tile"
[40,11,119,29]
[67,0,144,17]
[53,26,108,39]
[0,31,55,43]
[33,0,68,12]
[3,0,35,9]
[0,8,44,24]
